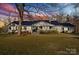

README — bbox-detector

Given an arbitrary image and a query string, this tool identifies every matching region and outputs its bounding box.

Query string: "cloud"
[0,3,17,13]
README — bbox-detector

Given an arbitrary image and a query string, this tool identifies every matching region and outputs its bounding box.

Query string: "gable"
[32,21,54,26]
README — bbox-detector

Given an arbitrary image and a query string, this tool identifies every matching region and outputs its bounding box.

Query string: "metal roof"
[12,21,74,27]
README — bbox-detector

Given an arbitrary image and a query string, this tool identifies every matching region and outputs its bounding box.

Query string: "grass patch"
[0,34,79,55]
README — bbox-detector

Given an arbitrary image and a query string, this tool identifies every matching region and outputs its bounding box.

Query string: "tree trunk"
[15,3,25,35]
[18,18,22,35]
[18,10,23,35]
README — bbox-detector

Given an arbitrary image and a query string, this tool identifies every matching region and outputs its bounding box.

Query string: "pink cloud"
[0,3,17,13]
[0,3,49,20]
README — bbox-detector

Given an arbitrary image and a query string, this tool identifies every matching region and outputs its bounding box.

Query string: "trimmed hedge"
[39,30,59,34]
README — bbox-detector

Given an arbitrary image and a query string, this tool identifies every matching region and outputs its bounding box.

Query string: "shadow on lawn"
[72,37,79,40]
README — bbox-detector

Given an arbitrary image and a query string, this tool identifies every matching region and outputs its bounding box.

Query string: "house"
[61,23,75,33]
[72,19,79,33]
[67,16,79,33]
[8,21,36,33]
[8,20,75,34]
[50,21,63,32]
[32,21,54,32]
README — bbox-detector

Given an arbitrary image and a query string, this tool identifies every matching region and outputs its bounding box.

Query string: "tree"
[24,4,50,20]
[15,3,25,35]
[72,3,79,16]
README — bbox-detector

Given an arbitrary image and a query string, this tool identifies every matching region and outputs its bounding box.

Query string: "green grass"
[0,33,79,55]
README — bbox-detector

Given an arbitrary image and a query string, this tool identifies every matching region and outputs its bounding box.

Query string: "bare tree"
[15,3,25,35]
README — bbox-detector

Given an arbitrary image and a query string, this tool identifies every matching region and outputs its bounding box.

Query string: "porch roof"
[32,21,54,26]
[60,23,75,27]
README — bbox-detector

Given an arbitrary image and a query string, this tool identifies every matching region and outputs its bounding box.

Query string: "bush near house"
[0,29,2,32]
[39,30,48,34]
[0,27,5,33]
[39,30,59,34]
[46,30,59,34]
[64,31,68,33]
[0,25,9,34]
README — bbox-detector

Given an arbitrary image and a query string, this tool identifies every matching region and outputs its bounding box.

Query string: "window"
[24,26,26,30]
[49,26,52,29]
[39,26,42,29]
[9,27,11,29]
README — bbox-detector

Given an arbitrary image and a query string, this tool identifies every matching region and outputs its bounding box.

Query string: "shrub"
[0,25,8,34]
[49,30,59,34]
[0,28,3,33]
[39,30,48,34]
[39,30,59,34]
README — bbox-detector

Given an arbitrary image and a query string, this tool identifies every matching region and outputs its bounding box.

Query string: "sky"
[0,3,79,20]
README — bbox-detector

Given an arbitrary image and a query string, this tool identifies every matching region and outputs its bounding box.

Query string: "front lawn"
[0,33,79,55]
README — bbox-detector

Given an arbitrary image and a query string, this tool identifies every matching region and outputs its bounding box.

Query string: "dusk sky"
[0,3,79,19]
